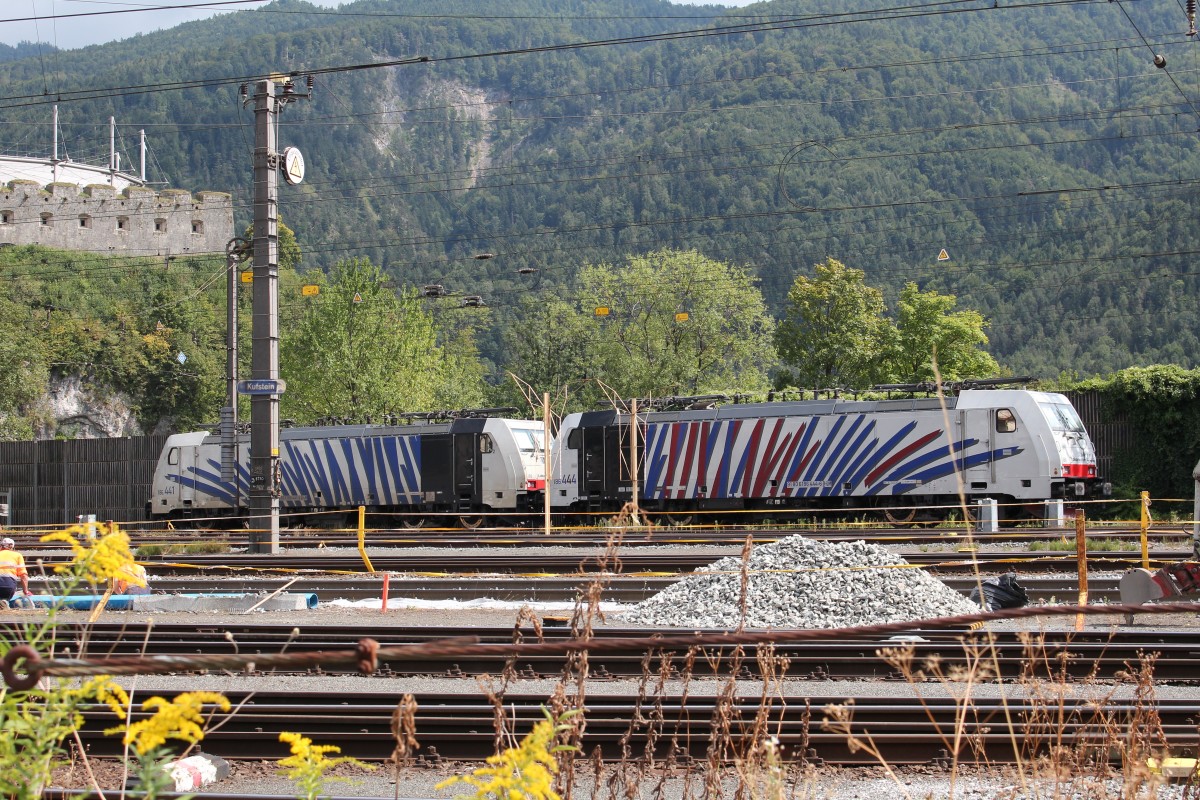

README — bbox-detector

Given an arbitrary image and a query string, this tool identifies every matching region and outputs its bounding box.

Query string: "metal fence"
[0,435,167,526]
[1062,389,1135,484]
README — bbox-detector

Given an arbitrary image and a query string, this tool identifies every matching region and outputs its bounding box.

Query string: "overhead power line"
[0,0,1108,110]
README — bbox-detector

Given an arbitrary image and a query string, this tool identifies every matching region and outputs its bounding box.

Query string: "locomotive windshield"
[1038,401,1086,433]
[511,428,545,453]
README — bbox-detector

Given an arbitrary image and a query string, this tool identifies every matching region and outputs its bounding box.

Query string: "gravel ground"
[19,541,1200,798]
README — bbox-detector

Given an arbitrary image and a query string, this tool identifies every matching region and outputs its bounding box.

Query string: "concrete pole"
[140,129,146,183]
[52,106,58,182]
[543,392,551,535]
[249,80,281,554]
[221,239,242,486]
[109,116,116,185]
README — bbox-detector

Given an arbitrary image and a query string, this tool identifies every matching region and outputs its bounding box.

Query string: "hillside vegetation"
[0,0,1196,432]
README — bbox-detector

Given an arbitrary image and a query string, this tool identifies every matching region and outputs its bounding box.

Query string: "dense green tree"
[775,258,893,390]
[578,249,774,400]
[240,221,303,272]
[0,295,47,438]
[888,282,1000,383]
[280,258,484,422]
[497,296,597,411]
[500,250,774,409]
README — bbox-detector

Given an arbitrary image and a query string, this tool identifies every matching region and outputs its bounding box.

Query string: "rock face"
[618,535,979,629]
[41,374,142,438]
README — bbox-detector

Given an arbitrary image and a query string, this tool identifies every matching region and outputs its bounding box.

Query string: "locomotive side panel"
[150,418,547,521]
[639,407,1031,505]
[549,390,1105,518]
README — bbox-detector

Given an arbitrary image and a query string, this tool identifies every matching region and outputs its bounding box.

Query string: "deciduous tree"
[281,258,484,422]
[889,282,999,383]
[775,258,893,390]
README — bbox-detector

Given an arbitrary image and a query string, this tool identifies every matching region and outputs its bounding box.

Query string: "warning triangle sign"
[937,249,950,261]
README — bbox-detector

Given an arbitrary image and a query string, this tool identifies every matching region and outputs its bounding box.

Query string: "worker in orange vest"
[0,537,31,607]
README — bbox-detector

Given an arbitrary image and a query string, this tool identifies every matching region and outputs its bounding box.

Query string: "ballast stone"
[618,535,979,629]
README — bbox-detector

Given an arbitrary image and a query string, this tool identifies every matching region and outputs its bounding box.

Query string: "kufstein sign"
[237,379,287,396]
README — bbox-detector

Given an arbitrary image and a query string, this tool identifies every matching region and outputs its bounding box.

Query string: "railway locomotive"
[549,389,1108,524]
[148,388,1106,527]
[148,413,546,527]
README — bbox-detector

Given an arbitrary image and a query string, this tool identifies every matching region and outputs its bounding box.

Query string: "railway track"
[21,549,1178,575]
[133,551,1180,575]
[74,690,1200,765]
[31,623,1200,683]
[10,523,1192,551]
[16,575,1125,603]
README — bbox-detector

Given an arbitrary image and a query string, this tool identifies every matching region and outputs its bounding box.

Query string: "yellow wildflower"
[75,676,130,721]
[278,731,373,800]
[108,691,230,755]
[41,525,138,586]
[436,718,562,800]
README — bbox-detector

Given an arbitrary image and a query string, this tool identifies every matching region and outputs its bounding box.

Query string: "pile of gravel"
[618,534,979,629]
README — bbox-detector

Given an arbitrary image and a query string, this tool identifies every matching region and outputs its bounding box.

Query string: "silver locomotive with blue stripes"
[148,412,546,528]
[549,389,1108,525]
[150,388,1107,527]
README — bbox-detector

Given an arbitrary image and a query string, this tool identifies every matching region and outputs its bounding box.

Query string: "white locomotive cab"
[551,413,584,508]
[149,431,216,516]
[956,389,1096,496]
[482,419,546,508]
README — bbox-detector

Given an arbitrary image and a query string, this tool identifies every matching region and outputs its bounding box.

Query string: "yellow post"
[357,505,375,573]
[1075,510,1088,631]
[1140,490,1151,570]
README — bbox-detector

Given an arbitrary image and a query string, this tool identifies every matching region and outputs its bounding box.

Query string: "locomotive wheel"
[883,505,919,528]
[400,516,426,530]
[458,515,485,530]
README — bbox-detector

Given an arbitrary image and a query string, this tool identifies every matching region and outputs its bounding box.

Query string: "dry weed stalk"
[478,673,516,754]
[870,627,1177,799]
[737,533,753,631]
[552,503,635,796]
[731,645,792,800]
[506,605,546,683]
[387,692,419,792]
[878,633,995,787]
[604,649,676,800]
[821,701,912,799]
[1113,653,1170,800]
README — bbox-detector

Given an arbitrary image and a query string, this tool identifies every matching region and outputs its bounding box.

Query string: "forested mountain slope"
[0,0,1196,378]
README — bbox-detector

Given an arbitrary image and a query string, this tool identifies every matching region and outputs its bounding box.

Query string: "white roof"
[0,156,141,191]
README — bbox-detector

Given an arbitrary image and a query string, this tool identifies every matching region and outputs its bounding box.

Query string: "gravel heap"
[619,534,980,629]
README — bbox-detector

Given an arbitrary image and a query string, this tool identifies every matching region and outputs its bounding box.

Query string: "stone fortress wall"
[0,180,233,256]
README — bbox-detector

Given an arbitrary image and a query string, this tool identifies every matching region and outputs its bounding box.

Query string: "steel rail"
[30,622,1200,683]
[7,603,1199,690]
[72,690,1200,765]
[98,550,1184,574]
[9,523,1190,551]
[13,575,1122,603]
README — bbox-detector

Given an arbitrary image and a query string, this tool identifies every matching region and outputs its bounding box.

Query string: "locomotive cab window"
[167,447,180,466]
[480,434,494,454]
[566,428,581,449]
[996,409,1016,433]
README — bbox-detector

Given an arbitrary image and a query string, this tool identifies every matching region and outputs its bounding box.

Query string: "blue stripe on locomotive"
[166,433,424,509]
[641,416,1023,500]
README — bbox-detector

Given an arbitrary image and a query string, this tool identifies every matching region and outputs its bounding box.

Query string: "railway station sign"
[237,379,287,396]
